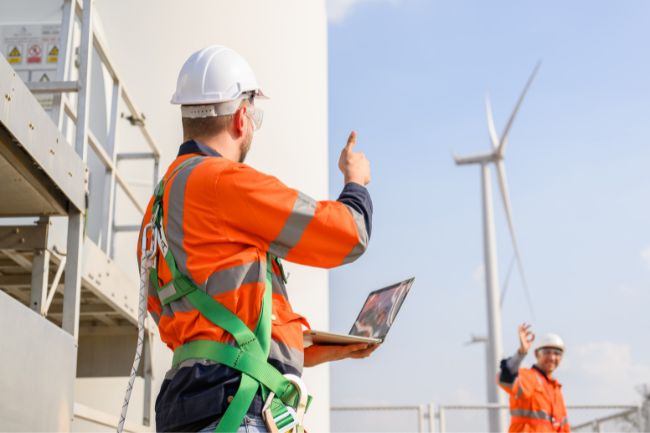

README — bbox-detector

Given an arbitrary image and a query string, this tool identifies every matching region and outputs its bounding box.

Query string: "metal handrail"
[331,403,645,433]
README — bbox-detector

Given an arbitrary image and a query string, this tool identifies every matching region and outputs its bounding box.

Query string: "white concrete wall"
[2,0,330,431]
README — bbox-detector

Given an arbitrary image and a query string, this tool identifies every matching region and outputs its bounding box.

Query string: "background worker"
[498,323,570,432]
[138,45,378,432]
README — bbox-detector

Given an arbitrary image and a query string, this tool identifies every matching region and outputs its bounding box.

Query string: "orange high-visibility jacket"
[499,365,570,432]
[137,141,370,379]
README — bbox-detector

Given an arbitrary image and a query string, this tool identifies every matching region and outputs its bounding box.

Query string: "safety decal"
[7,46,22,64]
[38,72,50,82]
[47,45,59,63]
[27,44,42,64]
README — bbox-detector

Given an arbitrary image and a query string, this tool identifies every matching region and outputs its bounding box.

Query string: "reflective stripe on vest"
[510,409,554,422]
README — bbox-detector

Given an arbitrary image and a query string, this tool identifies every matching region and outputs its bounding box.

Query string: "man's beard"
[239,128,253,163]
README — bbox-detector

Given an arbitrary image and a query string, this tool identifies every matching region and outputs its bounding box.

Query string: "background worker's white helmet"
[535,333,565,352]
[171,45,266,106]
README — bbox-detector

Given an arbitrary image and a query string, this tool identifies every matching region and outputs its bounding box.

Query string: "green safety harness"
[146,156,310,433]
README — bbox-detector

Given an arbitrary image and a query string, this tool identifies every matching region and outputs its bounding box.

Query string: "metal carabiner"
[141,223,157,260]
[262,374,308,433]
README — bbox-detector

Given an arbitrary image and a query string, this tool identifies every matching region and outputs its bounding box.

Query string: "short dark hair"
[181,114,233,140]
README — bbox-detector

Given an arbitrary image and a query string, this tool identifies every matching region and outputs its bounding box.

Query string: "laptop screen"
[349,277,414,340]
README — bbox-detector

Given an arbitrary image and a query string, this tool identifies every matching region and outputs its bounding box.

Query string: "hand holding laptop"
[304,342,380,367]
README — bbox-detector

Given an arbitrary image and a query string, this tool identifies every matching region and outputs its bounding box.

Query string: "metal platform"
[0,54,86,216]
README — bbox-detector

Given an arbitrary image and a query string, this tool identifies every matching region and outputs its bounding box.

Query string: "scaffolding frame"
[1,0,161,428]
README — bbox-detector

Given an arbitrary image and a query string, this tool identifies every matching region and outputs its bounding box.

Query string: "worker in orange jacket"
[137,46,378,432]
[498,324,570,432]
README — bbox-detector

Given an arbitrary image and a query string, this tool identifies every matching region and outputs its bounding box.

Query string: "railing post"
[417,404,424,433]
[439,406,446,433]
[428,403,435,433]
[74,0,93,162]
[62,210,83,341]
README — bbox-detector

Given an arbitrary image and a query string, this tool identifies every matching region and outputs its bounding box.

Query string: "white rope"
[117,225,156,433]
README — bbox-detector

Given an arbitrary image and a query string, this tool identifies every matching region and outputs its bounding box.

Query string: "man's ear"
[233,106,247,137]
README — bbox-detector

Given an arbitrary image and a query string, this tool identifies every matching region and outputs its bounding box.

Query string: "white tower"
[454,63,540,432]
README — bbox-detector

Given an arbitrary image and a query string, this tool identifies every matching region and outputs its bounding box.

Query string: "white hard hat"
[171,45,266,107]
[535,333,565,352]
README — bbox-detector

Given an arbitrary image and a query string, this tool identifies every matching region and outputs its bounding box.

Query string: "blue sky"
[326,0,650,429]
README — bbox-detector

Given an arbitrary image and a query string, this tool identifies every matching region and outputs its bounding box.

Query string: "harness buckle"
[262,374,308,433]
[141,223,157,259]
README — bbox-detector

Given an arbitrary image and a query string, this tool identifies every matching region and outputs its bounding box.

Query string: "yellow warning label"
[8,46,22,64]
[47,45,59,63]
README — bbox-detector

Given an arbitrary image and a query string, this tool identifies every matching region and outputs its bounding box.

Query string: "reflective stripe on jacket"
[499,366,570,432]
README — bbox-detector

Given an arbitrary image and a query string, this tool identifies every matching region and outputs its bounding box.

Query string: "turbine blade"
[486,94,500,150]
[500,255,516,307]
[495,160,536,318]
[497,61,541,157]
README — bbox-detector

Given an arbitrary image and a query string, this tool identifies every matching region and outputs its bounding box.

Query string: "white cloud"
[562,341,650,405]
[641,246,650,270]
[326,0,400,24]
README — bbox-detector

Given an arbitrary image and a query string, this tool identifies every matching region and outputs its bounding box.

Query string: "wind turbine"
[454,62,540,433]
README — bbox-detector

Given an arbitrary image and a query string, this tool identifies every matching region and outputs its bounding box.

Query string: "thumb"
[344,131,357,153]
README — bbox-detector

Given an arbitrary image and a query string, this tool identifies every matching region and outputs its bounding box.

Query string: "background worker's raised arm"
[498,323,535,395]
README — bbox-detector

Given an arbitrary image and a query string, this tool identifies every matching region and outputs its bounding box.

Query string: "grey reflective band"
[510,409,553,421]
[515,385,524,400]
[271,272,289,299]
[342,204,369,264]
[161,296,196,315]
[269,340,304,374]
[166,156,205,276]
[204,260,265,296]
[159,260,267,316]
[150,310,161,325]
[270,192,317,258]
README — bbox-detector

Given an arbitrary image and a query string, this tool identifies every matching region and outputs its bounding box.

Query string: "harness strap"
[173,340,298,403]
[148,156,308,432]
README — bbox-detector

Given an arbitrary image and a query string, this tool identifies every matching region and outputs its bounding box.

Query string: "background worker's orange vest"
[499,367,570,432]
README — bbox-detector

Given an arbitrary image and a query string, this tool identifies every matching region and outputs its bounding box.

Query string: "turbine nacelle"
[453,151,500,166]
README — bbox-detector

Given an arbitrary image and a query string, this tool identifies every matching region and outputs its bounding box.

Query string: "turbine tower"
[454,63,540,432]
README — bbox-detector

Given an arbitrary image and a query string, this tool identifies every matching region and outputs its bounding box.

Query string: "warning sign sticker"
[2,24,60,111]
[2,24,59,70]
[27,43,42,64]
[47,45,59,63]
[7,45,22,64]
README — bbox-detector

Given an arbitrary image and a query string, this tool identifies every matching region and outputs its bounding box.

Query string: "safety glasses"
[246,104,264,131]
[539,348,563,357]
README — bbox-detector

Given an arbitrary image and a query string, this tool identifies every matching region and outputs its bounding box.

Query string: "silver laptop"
[304,277,415,345]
